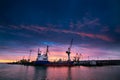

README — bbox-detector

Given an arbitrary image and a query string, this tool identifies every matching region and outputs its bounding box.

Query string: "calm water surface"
[0,63,120,80]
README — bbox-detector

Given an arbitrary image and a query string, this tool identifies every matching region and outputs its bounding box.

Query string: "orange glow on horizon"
[0,60,15,63]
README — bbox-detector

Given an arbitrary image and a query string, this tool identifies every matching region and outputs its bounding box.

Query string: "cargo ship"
[34,45,74,66]
[34,39,74,66]
[34,46,50,66]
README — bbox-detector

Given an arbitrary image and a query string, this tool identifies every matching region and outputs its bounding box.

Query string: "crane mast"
[66,39,73,61]
[45,45,49,57]
[28,50,32,62]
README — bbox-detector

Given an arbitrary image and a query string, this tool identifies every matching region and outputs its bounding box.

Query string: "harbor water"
[0,63,120,80]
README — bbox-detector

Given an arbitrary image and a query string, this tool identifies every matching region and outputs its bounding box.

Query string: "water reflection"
[33,66,48,80]
[33,66,73,80]
[47,67,72,80]
[67,67,72,80]
[17,65,35,80]
[0,64,120,80]
[22,66,29,80]
[25,66,120,80]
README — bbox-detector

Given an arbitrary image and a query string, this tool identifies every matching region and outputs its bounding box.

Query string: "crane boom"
[69,39,73,51]
[28,50,32,62]
[66,39,73,61]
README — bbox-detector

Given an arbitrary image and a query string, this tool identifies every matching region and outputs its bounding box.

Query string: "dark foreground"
[0,63,120,80]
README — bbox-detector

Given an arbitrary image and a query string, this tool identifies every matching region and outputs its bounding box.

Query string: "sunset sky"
[0,0,120,62]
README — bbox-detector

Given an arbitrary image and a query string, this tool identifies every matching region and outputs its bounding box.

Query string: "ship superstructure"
[35,46,50,65]
[36,46,48,61]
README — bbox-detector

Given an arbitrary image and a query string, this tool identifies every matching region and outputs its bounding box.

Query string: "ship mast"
[45,45,49,57]
[66,39,73,61]
[38,48,41,55]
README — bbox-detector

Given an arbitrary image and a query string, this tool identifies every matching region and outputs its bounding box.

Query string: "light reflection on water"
[0,64,120,80]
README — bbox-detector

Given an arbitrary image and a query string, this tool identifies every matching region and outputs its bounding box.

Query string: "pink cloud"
[9,25,21,29]
[61,30,113,42]
[69,21,74,29]
[9,32,32,38]
[75,21,84,30]
[63,17,101,31]
[76,32,95,38]
[89,18,100,25]
[101,26,109,32]
[82,17,100,26]
[8,25,113,42]
[31,25,47,31]
[95,35,113,42]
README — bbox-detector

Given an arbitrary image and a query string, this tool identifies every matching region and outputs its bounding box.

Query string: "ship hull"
[34,61,50,66]
[34,61,74,66]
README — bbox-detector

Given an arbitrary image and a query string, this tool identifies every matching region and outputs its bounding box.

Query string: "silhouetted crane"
[66,39,73,61]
